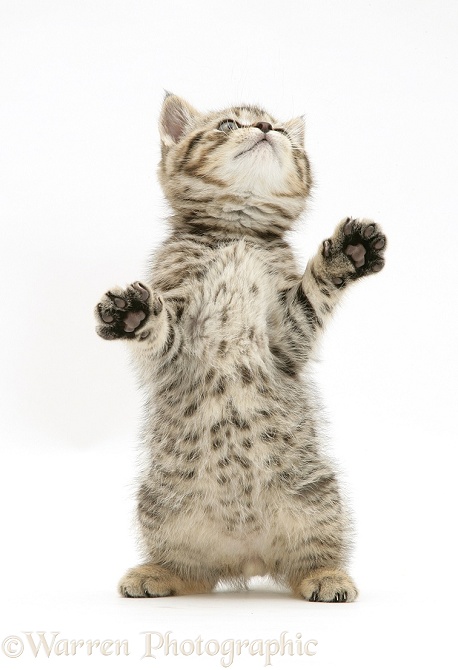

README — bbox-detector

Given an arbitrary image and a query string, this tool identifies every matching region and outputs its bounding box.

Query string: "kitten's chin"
[221,148,290,196]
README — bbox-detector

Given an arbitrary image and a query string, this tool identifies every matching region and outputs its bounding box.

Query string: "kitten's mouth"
[235,136,272,159]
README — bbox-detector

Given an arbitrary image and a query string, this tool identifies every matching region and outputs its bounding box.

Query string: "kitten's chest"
[183,241,278,360]
[150,238,303,420]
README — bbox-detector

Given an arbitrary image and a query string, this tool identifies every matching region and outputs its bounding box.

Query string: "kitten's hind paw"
[118,564,217,598]
[119,565,174,598]
[95,281,162,340]
[323,217,386,287]
[294,568,358,603]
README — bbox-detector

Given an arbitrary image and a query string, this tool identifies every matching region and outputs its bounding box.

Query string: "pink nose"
[255,122,272,134]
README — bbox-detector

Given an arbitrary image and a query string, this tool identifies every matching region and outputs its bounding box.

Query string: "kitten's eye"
[218,119,240,132]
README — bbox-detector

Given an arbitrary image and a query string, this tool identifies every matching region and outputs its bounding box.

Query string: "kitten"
[95,94,386,602]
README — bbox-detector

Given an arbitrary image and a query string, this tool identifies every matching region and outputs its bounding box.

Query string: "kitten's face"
[158,95,312,234]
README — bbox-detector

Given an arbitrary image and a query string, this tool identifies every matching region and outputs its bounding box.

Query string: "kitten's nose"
[255,122,272,134]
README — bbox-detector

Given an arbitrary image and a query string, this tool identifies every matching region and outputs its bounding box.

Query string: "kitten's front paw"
[323,218,386,287]
[95,282,162,340]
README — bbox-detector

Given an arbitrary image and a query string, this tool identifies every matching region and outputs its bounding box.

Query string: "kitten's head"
[158,94,312,237]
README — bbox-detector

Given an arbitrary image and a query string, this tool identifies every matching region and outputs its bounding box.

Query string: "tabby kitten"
[95,94,386,602]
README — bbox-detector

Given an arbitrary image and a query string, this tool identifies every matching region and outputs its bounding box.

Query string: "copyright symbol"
[2,636,24,658]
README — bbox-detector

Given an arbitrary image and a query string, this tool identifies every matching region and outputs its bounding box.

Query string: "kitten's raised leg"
[95,279,178,357]
[119,563,217,598]
[316,216,385,283]
[279,218,386,358]
[95,282,161,339]
[302,217,387,325]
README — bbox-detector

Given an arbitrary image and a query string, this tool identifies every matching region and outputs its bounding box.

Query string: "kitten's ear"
[284,116,305,146]
[159,93,199,147]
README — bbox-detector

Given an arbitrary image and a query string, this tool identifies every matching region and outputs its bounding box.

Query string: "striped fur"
[95,95,386,602]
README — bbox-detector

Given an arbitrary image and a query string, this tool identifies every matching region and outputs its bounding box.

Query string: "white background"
[1,0,457,667]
